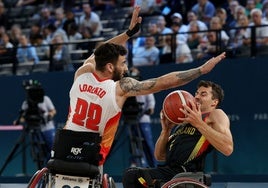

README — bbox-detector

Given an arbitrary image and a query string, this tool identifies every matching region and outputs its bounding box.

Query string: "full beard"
[112,69,123,81]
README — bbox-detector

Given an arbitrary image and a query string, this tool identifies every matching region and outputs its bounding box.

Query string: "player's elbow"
[222,144,234,156]
[154,152,165,161]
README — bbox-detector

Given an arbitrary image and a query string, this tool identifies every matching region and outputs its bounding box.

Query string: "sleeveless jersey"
[166,113,213,171]
[65,73,122,165]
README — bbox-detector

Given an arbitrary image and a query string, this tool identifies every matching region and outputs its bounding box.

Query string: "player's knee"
[122,167,142,188]
[122,167,155,188]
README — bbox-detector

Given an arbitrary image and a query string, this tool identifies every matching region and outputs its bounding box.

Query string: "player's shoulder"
[74,64,94,80]
[209,108,228,120]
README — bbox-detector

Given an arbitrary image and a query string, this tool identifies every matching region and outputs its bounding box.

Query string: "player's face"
[112,55,128,81]
[195,86,217,112]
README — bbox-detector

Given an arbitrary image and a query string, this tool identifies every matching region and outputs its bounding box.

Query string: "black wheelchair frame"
[27,129,116,188]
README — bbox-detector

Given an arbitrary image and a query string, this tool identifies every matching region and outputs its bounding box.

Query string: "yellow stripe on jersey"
[185,135,209,164]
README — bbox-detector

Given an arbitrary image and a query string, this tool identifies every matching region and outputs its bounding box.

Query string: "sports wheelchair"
[160,171,211,188]
[27,129,116,188]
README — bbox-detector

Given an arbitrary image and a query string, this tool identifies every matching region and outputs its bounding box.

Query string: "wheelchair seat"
[28,129,117,188]
[48,129,102,177]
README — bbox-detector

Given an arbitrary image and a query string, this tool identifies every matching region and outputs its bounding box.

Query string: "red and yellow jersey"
[65,73,122,165]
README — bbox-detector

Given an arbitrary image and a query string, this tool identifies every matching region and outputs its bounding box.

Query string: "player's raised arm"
[75,6,142,79]
[119,52,226,97]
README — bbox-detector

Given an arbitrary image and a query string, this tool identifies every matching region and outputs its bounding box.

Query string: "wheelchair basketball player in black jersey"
[122,80,234,188]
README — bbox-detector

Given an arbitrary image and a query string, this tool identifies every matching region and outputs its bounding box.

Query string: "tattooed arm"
[117,52,226,99]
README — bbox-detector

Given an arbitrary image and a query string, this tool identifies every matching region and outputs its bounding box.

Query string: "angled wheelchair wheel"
[102,173,109,188]
[27,167,49,188]
[102,173,117,188]
[161,177,209,188]
[108,176,116,188]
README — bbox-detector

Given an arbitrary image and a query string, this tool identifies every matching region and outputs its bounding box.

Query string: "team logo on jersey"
[70,147,82,155]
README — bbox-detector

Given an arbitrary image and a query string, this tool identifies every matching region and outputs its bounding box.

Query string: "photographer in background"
[14,80,57,159]
[129,67,157,167]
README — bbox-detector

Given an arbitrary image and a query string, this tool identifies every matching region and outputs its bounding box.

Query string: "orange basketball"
[162,90,195,124]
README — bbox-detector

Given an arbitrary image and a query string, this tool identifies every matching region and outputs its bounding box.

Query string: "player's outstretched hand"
[200,52,226,75]
[129,6,142,30]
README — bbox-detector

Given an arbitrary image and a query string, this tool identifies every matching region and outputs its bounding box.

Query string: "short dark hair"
[197,80,224,107]
[94,43,127,71]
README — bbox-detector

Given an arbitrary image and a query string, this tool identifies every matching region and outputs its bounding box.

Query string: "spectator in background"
[243,8,268,47]
[160,34,174,64]
[79,3,103,37]
[255,0,262,10]
[0,2,8,29]
[133,21,161,53]
[43,23,68,43]
[175,40,193,64]
[187,20,203,50]
[54,7,66,30]
[63,10,77,33]
[80,26,93,40]
[229,5,246,28]
[147,21,160,36]
[191,0,216,26]
[229,14,249,49]
[186,10,208,33]
[209,16,230,46]
[170,12,188,42]
[0,33,15,64]
[66,22,83,70]
[245,0,257,19]
[147,21,161,46]
[262,0,268,22]
[215,8,230,32]
[156,15,172,49]
[76,26,94,64]
[67,22,83,52]
[157,15,173,35]
[197,31,226,60]
[50,34,71,71]
[77,26,93,53]
[169,21,193,63]
[9,24,22,47]
[16,34,39,64]
[29,23,42,44]
[0,32,13,49]
[33,34,50,61]
[39,7,55,29]
[132,36,160,67]
[225,0,240,29]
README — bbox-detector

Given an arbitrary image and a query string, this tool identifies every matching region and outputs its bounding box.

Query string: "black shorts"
[122,165,185,188]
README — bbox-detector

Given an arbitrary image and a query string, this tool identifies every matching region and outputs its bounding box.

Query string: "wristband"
[126,23,141,37]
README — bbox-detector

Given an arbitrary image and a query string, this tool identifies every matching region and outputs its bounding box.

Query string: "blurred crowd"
[0,0,268,74]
